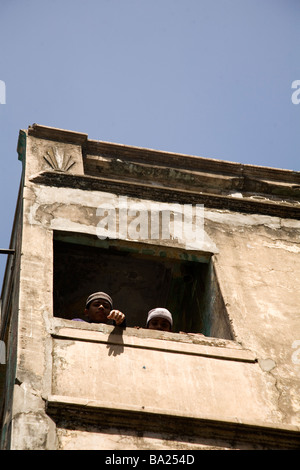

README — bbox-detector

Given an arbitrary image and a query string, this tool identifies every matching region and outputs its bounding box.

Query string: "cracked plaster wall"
[204,210,300,425]
[2,128,299,449]
[21,179,300,428]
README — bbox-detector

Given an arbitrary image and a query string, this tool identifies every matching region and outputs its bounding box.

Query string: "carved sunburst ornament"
[43,147,75,172]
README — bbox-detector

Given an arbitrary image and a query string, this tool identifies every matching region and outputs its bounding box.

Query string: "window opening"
[53,233,233,339]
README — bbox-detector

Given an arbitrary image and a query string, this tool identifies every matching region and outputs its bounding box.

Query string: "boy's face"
[85,298,111,323]
[148,316,172,332]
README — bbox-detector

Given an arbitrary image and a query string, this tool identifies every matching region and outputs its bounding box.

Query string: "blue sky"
[0,0,299,285]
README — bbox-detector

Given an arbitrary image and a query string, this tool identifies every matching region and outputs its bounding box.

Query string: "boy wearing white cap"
[146,308,173,332]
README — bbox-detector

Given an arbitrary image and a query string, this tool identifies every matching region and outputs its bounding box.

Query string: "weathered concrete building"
[0,123,299,449]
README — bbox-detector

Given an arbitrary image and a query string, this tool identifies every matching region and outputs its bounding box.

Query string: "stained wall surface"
[0,124,299,450]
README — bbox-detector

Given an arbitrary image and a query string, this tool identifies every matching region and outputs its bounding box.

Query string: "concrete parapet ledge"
[46,394,300,450]
[23,123,300,219]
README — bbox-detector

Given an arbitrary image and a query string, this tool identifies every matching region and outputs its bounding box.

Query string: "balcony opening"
[53,232,233,339]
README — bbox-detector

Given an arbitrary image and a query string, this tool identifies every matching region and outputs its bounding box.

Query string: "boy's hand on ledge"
[107,309,125,325]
